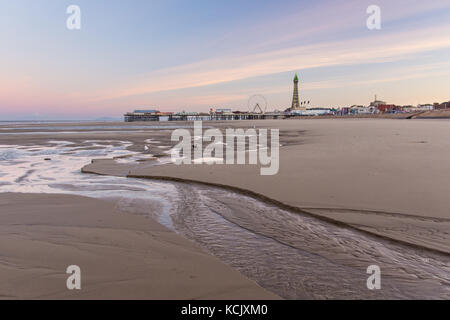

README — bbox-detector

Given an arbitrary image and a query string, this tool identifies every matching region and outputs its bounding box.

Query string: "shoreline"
[2,109,450,126]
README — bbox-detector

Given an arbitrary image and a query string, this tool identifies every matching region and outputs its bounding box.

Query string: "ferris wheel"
[247,94,268,114]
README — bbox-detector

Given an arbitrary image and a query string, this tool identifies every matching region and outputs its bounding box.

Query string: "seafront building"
[350,105,378,114]
[369,96,386,108]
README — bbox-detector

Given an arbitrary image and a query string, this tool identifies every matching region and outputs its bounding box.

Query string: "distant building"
[417,104,434,111]
[124,109,162,121]
[337,107,351,115]
[133,109,159,114]
[402,104,434,113]
[367,96,403,113]
[369,95,387,108]
[350,105,377,114]
[434,101,450,110]
[289,73,308,112]
[291,73,300,110]
[175,111,199,116]
[215,108,232,114]
[377,104,400,113]
[290,108,333,116]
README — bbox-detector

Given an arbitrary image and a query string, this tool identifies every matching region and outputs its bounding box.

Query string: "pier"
[124,111,287,122]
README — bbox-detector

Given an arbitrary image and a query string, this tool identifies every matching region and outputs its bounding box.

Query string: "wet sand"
[0,193,277,299]
[118,119,450,255]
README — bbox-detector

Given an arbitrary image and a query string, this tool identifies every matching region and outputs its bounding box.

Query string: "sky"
[1,0,450,120]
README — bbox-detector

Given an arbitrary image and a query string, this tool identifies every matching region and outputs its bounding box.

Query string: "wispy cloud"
[92,22,450,102]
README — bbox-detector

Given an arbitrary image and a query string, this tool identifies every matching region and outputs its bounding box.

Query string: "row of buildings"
[338,97,449,115]
[123,74,449,121]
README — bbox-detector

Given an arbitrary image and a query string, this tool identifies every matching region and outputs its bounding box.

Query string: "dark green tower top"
[294,73,299,82]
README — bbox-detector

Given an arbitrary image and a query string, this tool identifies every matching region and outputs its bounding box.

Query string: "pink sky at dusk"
[1,0,450,119]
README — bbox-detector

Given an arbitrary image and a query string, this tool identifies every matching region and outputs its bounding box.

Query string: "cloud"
[90,21,450,102]
[3,0,450,114]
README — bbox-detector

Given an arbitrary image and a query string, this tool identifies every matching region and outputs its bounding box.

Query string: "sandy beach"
[0,118,449,299]
[123,119,450,254]
[3,0,450,306]
[0,193,277,299]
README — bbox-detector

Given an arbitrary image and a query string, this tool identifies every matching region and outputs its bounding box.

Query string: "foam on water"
[0,141,178,229]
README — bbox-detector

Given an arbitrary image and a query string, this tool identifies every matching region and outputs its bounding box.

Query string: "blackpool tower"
[291,73,301,110]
